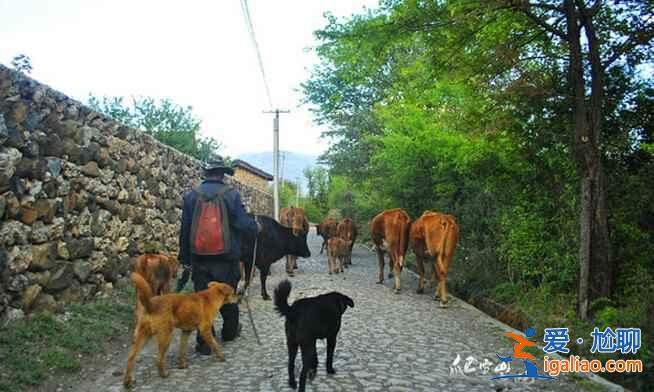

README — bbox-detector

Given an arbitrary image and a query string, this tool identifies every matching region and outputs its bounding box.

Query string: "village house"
[231,159,273,192]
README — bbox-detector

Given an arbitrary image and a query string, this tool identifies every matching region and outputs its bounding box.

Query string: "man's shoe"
[195,344,212,356]
[222,323,242,342]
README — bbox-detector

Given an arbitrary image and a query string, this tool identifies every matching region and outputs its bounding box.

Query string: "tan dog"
[327,238,352,274]
[123,272,238,387]
[132,253,179,328]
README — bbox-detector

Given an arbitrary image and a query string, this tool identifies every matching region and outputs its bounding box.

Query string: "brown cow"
[317,217,338,254]
[410,211,459,308]
[279,206,310,276]
[370,208,411,294]
[327,237,351,274]
[336,218,357,266]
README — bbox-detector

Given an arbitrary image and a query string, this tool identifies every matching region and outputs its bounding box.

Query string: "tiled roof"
[232,159,274,181]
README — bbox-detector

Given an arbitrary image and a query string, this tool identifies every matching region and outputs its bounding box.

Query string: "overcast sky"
[0,0,378,157]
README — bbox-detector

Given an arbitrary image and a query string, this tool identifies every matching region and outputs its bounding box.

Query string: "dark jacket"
[179,179,258,264]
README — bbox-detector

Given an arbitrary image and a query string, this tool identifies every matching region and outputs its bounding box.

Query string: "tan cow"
[336,218,357,266]
[317,217,338,254]
[410,211,459,308]
[279,206,309,276]
[370,208,411,294]
[327,237,351,274]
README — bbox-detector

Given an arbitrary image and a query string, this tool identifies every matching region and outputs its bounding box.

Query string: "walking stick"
[242,232,262,345]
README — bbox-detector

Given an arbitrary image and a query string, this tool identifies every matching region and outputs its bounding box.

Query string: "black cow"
[240,215,311,300]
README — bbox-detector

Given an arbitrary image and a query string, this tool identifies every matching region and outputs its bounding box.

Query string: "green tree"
[11,54,32,74]
[303,167,330,216]
[88,95,221,162]
[304,2,654,388]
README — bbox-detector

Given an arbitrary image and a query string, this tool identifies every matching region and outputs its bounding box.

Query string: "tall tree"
[88,95,222,162]
[494,0,654,318]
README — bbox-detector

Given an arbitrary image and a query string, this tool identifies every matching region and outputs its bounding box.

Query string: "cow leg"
[327,254,333,275]
[260,265,271,300]
[320,239,327,254]
[376,248,385,284]
[392,257,402,294]
[286,256,295,277]
[416,255,425,294]
[429,263,437,288]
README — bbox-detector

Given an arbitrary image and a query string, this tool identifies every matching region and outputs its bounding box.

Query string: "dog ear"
[217,283,235,297]
[338,294,354,313]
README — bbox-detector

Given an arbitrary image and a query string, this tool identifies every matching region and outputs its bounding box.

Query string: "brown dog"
[132,253,179,325]
[123,272,238,387]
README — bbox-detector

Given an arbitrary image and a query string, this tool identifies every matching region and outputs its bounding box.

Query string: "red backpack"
[190,186,231,256]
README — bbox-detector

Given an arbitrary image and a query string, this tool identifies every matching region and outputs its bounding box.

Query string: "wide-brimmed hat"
[203,156,234,176]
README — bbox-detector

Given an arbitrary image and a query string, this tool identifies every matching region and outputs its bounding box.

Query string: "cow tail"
[131,272,155,314]
[274,279,293,319]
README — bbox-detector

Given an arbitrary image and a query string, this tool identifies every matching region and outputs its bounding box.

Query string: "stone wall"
[0,64,273,324]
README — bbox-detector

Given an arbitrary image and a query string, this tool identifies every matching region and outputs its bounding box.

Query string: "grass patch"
[0,285,135,392]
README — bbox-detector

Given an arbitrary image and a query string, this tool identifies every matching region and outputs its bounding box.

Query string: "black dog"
[274,280,354,391]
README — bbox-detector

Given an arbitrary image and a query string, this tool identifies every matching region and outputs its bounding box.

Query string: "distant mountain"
[236,151,320,189]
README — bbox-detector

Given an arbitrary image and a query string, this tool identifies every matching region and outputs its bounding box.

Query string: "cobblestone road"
[69,229,618,392]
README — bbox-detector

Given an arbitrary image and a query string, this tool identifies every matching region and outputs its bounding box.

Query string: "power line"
[240,0,273,108]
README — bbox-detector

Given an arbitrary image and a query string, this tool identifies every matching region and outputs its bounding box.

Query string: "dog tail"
[273,279,293,318]
[131,272,155,314]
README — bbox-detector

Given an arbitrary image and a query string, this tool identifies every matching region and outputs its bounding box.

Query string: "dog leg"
[326,335,337,375]
[177,331,192,369]
[123,327,149,387]
[287,340,298,389]
[200,326,225,361]
[310,346,318,380]
[155,330,173,378]
[299,343,316,392]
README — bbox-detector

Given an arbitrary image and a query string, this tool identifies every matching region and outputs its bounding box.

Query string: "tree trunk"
[565,0,613,319]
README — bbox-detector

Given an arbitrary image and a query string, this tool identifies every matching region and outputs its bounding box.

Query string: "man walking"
[179,157,259,354]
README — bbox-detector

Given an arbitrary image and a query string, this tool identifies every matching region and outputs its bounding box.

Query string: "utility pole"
[280,151,287,204]
[296,176,300,207]
[263,109,289,221]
